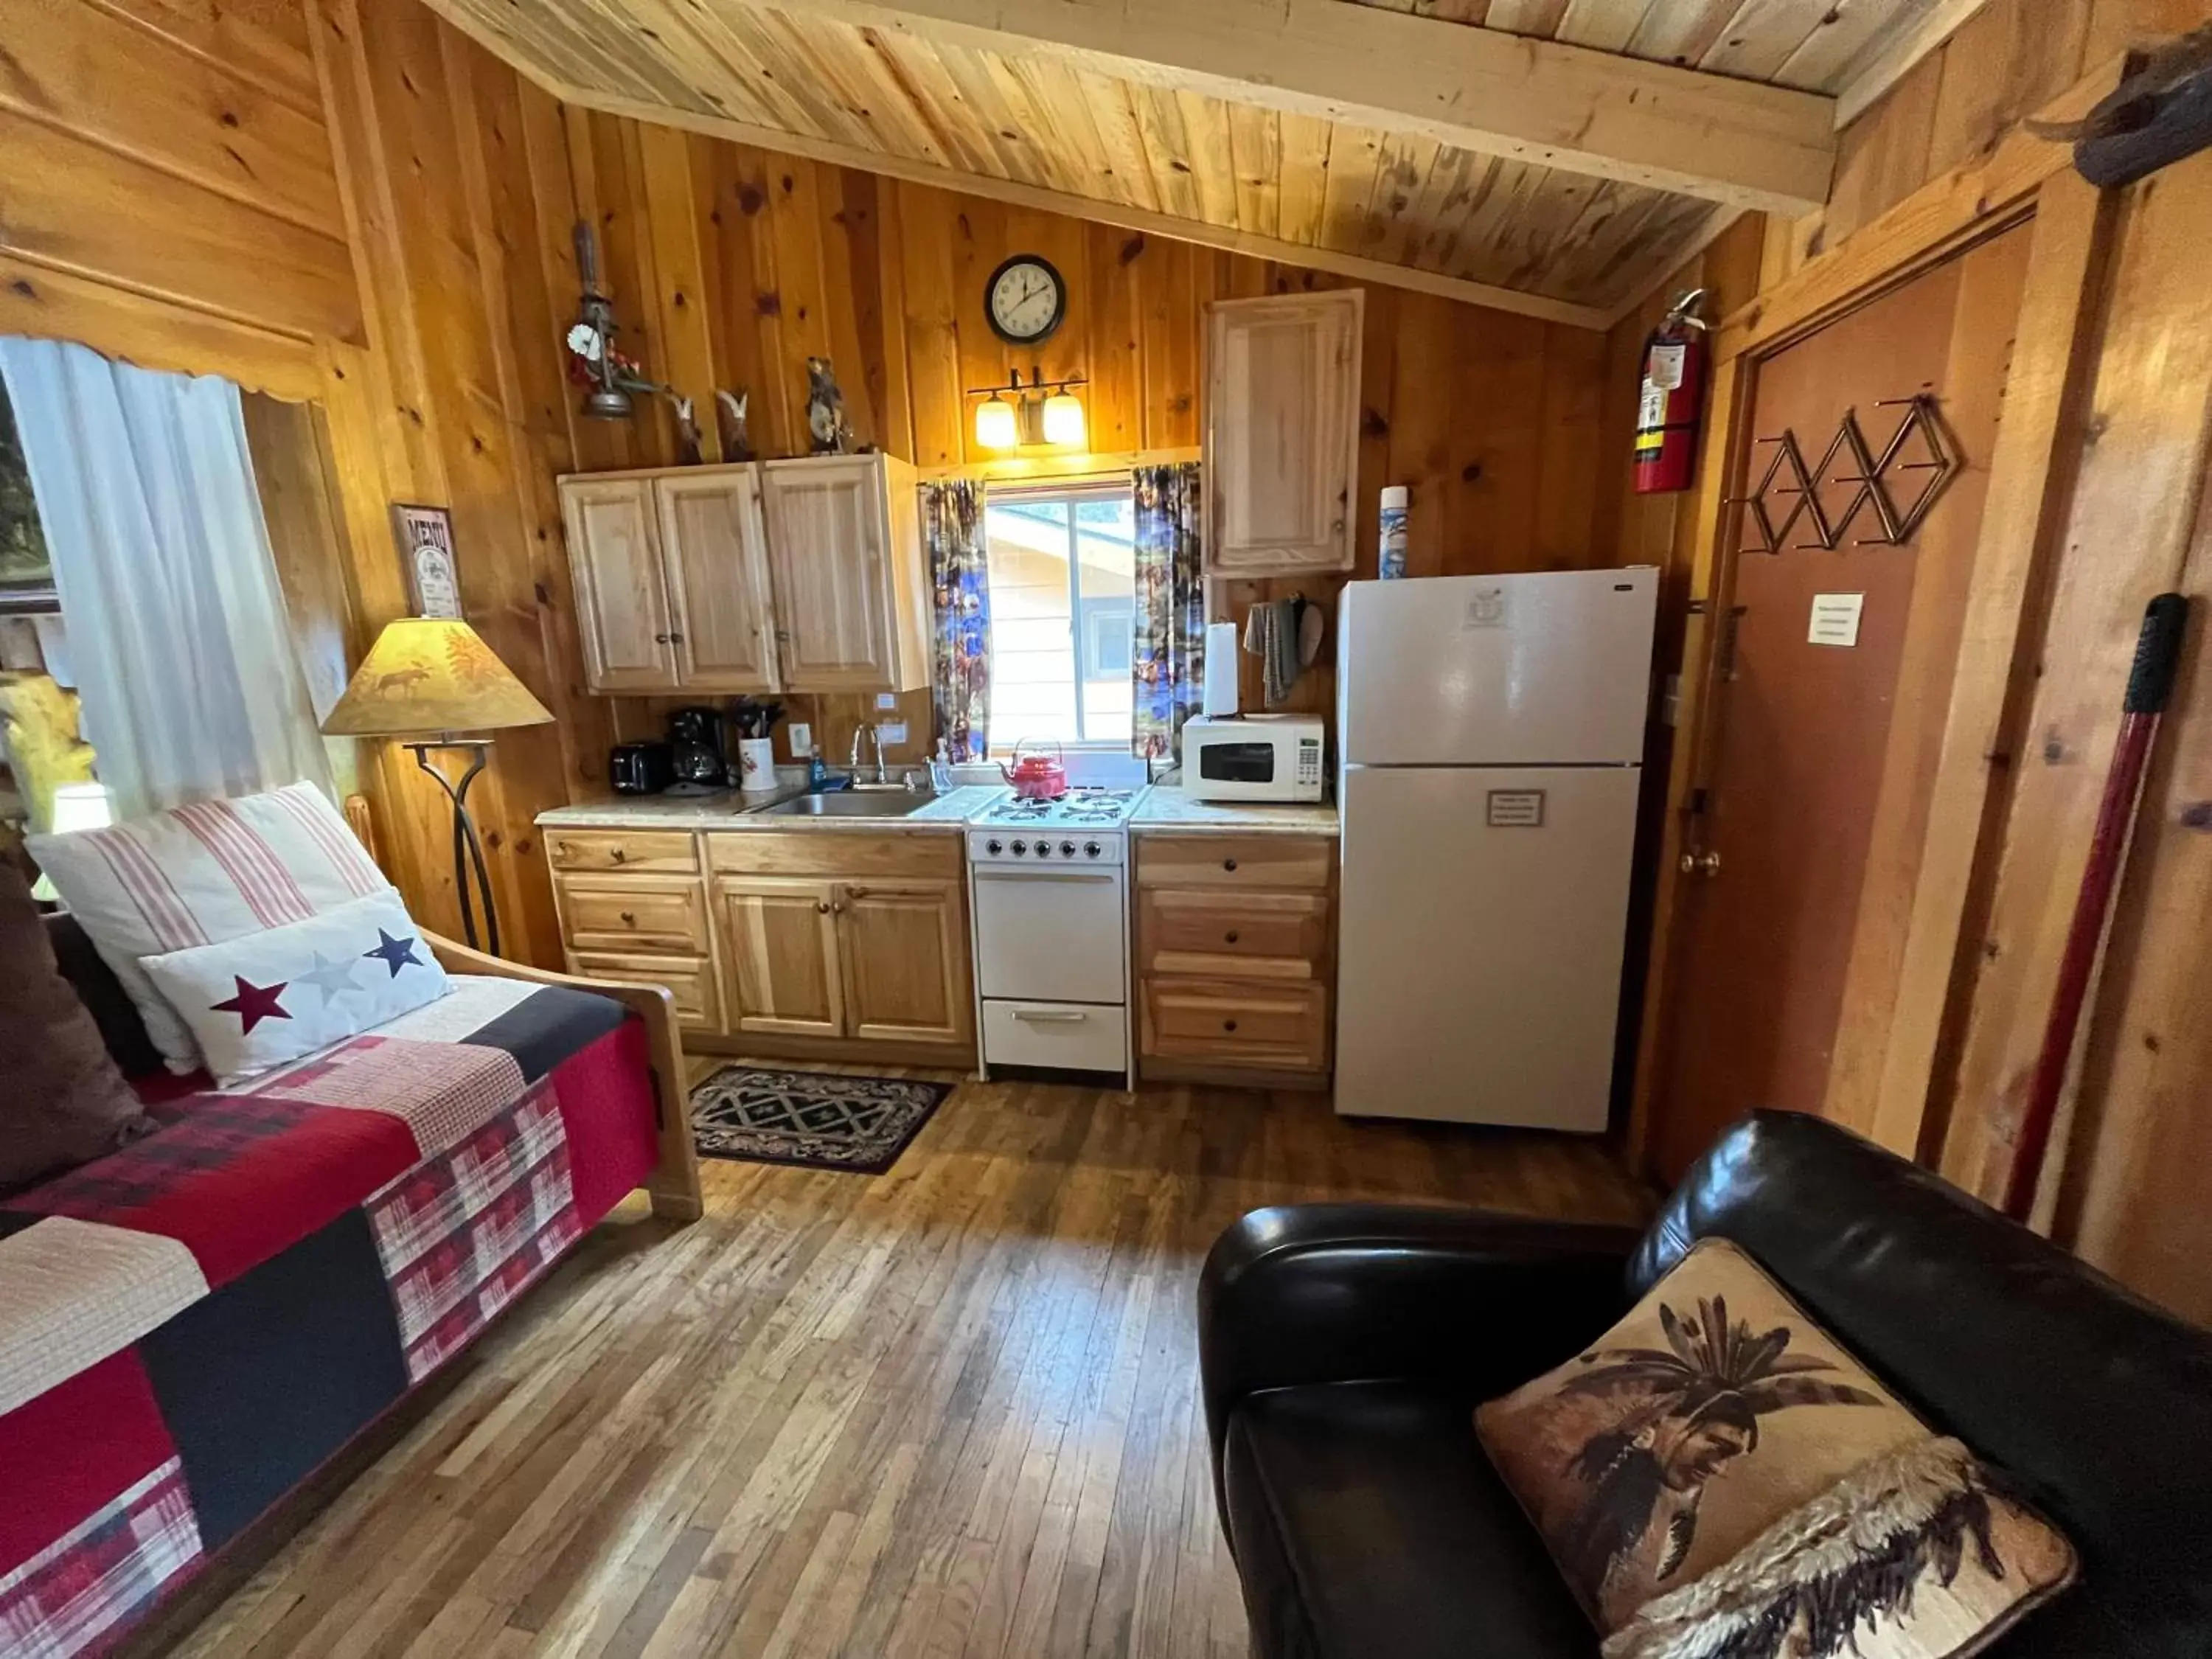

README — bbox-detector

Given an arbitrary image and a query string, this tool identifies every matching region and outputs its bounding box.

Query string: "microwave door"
[1195,740,1279,789]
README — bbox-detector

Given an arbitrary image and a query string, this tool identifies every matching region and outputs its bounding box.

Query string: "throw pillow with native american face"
[1477,1239,2074,1659]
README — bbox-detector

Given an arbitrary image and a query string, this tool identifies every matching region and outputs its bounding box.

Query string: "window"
[984,484,1135,748]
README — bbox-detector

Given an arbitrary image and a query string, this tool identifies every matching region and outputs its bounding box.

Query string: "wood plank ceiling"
[422,0,1946,327]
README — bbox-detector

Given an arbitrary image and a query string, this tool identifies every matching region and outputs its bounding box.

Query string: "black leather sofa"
[1198,1110,2212,1659]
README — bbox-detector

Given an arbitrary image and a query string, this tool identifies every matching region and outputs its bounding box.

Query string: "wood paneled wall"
[1620,0,2212,1325]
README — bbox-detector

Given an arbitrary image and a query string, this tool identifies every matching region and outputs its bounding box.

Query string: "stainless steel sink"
[757,790,934,818]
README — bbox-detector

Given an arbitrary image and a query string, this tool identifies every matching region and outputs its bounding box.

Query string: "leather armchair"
[1198,1110,2212,1659]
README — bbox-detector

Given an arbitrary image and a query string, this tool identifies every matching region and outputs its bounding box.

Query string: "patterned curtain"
[924,479,992,760]
[1131,462,1205,761]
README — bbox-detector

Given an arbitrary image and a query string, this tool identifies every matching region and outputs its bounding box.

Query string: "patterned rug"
[688,1067,955,1174]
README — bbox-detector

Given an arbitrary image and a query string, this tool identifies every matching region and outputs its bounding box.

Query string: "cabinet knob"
[653,632,670,644]
[609,848,626,863]
[619,911,636,925]
[776,630,793,643]
[815,900,832,914]
[1222,857,1238,872]
[669,630,684,644]
[1222,1018,1238,1033]
[1224,930,1239,945]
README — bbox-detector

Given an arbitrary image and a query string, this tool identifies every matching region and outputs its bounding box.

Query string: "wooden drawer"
[1135,833,1334,892]
[1140,977,1329,1071]
[569,951,720,1031]
[1138,888,1329,978]
[708,829,961,880]
[546,828,698,874]
[556,874,708,953]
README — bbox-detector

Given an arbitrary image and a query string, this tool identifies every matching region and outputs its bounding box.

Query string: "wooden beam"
[1834,0,1994,130]
[532,83,1618,330]
[679,0,1837,215]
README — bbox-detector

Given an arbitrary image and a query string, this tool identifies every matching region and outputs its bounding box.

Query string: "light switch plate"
[787,721,812,755]
[878,721,908,747]
[874,691,900,710]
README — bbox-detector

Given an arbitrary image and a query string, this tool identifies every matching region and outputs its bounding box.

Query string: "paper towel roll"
[1202,620,1241,716]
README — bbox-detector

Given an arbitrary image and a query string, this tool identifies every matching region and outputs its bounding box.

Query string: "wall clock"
[985,254,1067,346]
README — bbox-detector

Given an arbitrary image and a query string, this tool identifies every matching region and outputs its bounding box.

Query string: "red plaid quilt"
[0,987,658,1659]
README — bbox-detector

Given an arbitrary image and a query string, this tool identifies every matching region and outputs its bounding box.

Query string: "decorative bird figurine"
[668,393,704,465]
[716,388,754,462]
[805,357,854,455]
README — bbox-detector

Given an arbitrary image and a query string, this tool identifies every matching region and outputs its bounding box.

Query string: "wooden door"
[1651,225,2034,1183]
[714,877,844,1037]
[1203,289,1362,575]
[653,469,779,692]
[560,477,678,692]
[836,880,971,1047]
[759,456,893,690]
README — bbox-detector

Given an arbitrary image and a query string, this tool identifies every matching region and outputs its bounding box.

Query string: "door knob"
[1679,849,1722,877]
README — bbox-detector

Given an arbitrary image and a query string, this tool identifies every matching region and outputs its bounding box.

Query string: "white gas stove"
[966,787,1146,1085]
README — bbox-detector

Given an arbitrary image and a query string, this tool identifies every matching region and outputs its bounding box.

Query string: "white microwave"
[1180,715,1326,802]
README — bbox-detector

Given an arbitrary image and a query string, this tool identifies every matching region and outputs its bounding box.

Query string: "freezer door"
[1334,763,1641,1130]
[1338,568,1657,765]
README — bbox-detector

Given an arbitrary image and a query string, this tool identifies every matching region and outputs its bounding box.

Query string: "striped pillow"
[27,783,394,1074]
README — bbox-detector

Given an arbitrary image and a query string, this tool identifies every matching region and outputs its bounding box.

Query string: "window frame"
[983,476,1135,753]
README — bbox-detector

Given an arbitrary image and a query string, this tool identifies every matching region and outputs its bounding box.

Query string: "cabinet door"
[714,877,844,1037]
[759,457,894,689]
[836,880,971,1048]
[1203,290,1363,575]
[654,470,780,692]
[560,478,679,692]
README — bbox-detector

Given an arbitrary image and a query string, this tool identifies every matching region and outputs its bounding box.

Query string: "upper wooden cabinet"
[557,453,928,695]
[759,456,930,692]
[1203,289,1364,576]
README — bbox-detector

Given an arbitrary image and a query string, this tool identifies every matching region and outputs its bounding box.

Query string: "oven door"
[971,866,1126,1004]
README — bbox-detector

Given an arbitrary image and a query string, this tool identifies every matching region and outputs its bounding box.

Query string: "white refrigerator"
[1334,568,1658,1131]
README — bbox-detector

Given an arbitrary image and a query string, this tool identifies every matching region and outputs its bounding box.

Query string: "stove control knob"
[1009,839,1026,856]
[984,838,1003,856]
[1084,841,1102,858]
[1060,841,1077,858]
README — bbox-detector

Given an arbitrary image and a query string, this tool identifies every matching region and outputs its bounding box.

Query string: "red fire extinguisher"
[1634,289,1710,494]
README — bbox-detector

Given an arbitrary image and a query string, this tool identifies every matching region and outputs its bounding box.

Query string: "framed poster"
[0,384,56,614]
[393,504,462,620]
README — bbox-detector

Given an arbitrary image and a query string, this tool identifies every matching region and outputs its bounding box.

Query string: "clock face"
[986,255,1066,345]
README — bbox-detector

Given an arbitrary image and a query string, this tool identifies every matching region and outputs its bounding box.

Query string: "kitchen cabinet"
[557,453,928,695]
[545,828,720,1034]
[838,882,970,1046]
[1203,290,1363,577]
[715,877,846,1038]
[1135,832,1337,1086]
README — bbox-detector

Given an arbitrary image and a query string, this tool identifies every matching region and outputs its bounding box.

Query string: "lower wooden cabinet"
[838,882,971,1046]
[1135,832,1336,1088]
[568,950,721,1032]
[716,876,846,1038]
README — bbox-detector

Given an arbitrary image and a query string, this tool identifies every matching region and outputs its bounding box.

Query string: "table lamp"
[323,618,552,956]
[30,782,115,902]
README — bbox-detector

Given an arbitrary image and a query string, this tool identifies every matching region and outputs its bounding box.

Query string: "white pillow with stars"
[138,891,451,1085]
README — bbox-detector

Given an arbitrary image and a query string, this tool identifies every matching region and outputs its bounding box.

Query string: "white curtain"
[0,338,332,818]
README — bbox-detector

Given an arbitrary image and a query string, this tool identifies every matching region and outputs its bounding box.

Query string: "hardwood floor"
[172,1068,1650,1658]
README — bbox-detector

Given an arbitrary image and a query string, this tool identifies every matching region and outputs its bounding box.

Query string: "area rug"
[688,1066,954,1173]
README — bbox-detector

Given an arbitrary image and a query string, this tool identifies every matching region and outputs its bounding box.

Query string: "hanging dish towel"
[1242,598,1302,708]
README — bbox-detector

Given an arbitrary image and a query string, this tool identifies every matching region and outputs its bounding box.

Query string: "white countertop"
[1129,785,1340,836]
[536,784,1007,832]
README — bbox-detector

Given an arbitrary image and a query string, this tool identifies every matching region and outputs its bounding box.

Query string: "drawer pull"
[1224,930,1239,945]
[815,900,832,914]
[609,848,627,863]
[619,911,636,925]
[1015,1008,1088,1023]
[1222,1018,1238,1033]
[1222,857,1239,872]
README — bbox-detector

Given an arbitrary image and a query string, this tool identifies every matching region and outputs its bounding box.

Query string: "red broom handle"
[2003,594,2188,1221]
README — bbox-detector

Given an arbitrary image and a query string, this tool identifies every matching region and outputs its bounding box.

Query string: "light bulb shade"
[1042,391,1086,448]
[48,782,116,835]
[974,394,1019,451]
[323,617,554,738]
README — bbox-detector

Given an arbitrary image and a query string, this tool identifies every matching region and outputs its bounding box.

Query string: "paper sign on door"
[1809,593,1865,647]
[1487,790,1545,828]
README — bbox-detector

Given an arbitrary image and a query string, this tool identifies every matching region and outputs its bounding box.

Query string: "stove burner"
[978,786,1141,827]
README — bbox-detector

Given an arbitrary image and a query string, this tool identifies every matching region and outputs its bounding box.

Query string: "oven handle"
[1010,1007,1092,1023]
[971,868,1119,883]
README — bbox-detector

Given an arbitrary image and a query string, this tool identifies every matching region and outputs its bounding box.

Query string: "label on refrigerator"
[1486,789,1546,828]
[1461,585,1509,630]
[1808,592,1865,647]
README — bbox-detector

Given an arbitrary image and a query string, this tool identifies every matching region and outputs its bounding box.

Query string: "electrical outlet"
[878,721,908,747]
[787,721,812,755]
[874,691,900,710]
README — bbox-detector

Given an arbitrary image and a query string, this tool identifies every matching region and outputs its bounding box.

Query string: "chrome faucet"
[849,724,890,785]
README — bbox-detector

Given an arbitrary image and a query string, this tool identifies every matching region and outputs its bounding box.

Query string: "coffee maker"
[666,706,727,793]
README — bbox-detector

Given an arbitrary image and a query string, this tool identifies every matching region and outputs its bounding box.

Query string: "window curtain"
[925,477,992,760]
[0,338,333,820]
[1131,461,1204,761]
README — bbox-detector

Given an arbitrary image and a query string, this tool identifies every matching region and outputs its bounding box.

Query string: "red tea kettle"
[996,739,1069,800]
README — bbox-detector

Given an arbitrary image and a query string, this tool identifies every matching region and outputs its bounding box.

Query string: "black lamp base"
[407,740,500,956]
